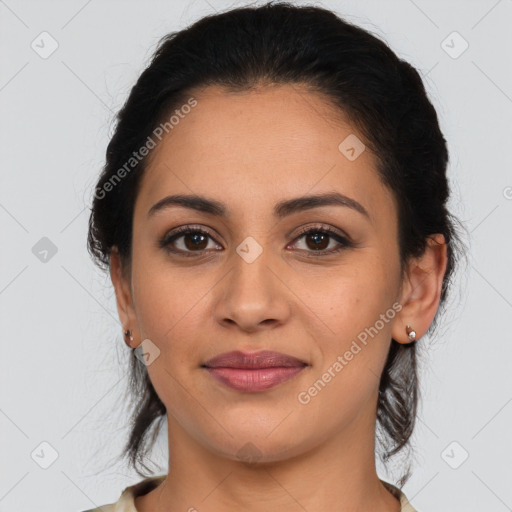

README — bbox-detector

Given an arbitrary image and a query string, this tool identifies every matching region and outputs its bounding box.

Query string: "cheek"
[300,291,395,425]
[313,265,391,334]
[130,263,207,415]
[131,245,206,338]
[308,264,396,383]
[130,260,213,398]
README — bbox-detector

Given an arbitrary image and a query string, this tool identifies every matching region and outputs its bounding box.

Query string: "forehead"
[136,85,396,226]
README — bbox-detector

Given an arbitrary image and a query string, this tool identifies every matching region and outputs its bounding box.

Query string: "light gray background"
[1,0,511,511]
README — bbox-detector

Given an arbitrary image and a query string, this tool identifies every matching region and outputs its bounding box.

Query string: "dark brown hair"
[87,1,467,486]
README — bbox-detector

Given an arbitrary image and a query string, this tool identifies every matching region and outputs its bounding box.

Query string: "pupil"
[186,233,207,250]
[308,233,328,250]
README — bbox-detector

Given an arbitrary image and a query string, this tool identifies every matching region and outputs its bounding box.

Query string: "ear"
[392,234,448,344]
[110,246,140,347]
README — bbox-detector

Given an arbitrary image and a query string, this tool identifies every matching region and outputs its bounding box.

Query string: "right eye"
[159,225,223,256]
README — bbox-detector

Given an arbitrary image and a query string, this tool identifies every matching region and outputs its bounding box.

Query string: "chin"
[204,425,313,465]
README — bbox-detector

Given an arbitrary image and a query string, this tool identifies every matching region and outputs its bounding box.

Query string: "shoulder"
[380,479,419,512]
[80,475,166,512]
[80,506,116,512]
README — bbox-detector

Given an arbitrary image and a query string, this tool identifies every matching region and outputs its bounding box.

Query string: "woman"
[85,2,465,511]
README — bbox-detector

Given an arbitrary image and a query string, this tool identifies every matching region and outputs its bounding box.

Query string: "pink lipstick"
[202,350,307,392]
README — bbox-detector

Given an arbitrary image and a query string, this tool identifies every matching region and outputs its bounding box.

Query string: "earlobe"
[405,325,416,342]
[392,234,448,344]
[123,329,134,348]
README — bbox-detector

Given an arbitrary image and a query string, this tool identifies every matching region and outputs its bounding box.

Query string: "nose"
[213,245,292,334]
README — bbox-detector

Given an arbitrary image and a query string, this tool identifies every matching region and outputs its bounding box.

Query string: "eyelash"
[159,224,353,258]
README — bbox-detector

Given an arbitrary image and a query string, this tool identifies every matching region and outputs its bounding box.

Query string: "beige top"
[82,475,418,511]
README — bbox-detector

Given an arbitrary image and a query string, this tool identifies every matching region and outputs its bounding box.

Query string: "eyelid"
[291,223,352,244]
[159,224,222,252]
[286,224,353,255]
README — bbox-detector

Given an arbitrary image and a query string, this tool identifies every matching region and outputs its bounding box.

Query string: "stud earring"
[123,328,134,346]
[405,325,416,342]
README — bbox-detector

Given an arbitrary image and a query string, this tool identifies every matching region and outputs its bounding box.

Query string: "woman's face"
[114,84,410,462]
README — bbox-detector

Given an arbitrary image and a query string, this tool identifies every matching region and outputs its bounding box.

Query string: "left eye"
[290,227,351,254]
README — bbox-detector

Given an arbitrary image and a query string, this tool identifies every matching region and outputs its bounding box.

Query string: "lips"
[203,350,307,369]
[202,350,308,392]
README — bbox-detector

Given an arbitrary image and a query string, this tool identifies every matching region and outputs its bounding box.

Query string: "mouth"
[202,350,308,393]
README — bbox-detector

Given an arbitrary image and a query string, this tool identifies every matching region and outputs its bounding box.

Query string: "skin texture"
[110,84,448,511]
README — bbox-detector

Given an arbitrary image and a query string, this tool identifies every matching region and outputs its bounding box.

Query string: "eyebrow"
[147,192,370,221]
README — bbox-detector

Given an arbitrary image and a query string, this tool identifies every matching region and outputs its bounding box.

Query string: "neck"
[135,404,401,512]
